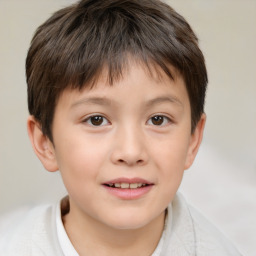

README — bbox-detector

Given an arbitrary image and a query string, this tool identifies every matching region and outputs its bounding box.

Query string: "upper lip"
[103,177,153,185]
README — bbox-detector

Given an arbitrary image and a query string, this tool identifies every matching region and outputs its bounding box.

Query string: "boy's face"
[35,62,204,230]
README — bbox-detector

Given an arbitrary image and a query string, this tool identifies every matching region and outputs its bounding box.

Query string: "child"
[0,0,241,255]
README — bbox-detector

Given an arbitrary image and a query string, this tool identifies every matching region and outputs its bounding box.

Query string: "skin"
[27,62,205,256]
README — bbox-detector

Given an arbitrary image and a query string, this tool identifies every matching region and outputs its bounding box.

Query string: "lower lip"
[103,185,153,200]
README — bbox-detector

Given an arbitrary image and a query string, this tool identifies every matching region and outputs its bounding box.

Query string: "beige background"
[0,0,255,255]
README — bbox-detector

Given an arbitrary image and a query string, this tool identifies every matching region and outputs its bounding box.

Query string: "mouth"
[102,178,154,199]
[104,183,149,189]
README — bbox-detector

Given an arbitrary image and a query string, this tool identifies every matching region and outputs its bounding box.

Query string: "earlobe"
[27,116,59,172]
[184,114,206,170]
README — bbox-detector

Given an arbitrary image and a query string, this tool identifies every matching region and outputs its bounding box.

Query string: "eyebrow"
[71,95,183,109]
[145,96,183,108]
[71,97,113,108]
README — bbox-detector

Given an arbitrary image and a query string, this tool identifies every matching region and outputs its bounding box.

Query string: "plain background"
[0,0,255,255]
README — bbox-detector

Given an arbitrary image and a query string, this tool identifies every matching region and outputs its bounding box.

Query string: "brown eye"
[152,116,164,125]
[148,115,170,126]
[85,115,109,126]
[91,116,103,126]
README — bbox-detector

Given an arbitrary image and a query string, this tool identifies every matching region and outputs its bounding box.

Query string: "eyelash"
[83,114,172,127]
[83,115,110,127]
[147,115,172,126]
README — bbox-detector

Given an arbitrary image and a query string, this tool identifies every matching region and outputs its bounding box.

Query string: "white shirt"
[56,200,79,256]
[0,193,242,256]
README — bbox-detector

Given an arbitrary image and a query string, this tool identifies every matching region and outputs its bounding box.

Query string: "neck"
[63,201,166,256]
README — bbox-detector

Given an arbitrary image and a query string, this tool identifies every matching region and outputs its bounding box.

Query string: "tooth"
[121,183,129,189]
[130,183,138,189]
[109,183,113,187]
[137,183,142,187]
[115,183,121,188]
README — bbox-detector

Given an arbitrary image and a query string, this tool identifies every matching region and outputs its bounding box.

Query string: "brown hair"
[26,0,208,142]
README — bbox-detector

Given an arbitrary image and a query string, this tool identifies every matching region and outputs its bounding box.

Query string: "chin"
[108,220,149,231]
[102,211,159,231]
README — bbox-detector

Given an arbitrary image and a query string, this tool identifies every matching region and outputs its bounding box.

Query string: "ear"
[184,113,206,170]
[27,116,59,172]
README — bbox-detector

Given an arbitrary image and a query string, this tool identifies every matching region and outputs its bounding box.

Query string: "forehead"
[55,61,189,113]
[100,58,183,87]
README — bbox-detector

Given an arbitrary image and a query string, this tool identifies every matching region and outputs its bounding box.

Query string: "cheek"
[53,137,105,207]
[151,132,190,194]
[54,134,108,183]
[153,134,190,171]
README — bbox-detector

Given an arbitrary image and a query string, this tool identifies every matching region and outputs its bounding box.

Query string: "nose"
[110,125,149,166]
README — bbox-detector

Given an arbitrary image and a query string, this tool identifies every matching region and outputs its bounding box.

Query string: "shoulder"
[163,193,242,256]
[0,203,63,256]
[186,203,238,255]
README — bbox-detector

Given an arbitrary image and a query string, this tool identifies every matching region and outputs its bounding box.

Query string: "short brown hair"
[26,0,208,141]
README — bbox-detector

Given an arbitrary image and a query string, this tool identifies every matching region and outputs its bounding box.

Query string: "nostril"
[116,158,144,166]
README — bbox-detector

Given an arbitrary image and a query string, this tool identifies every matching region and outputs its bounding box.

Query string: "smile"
[102,178,153,200]
[105,183,148,189]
